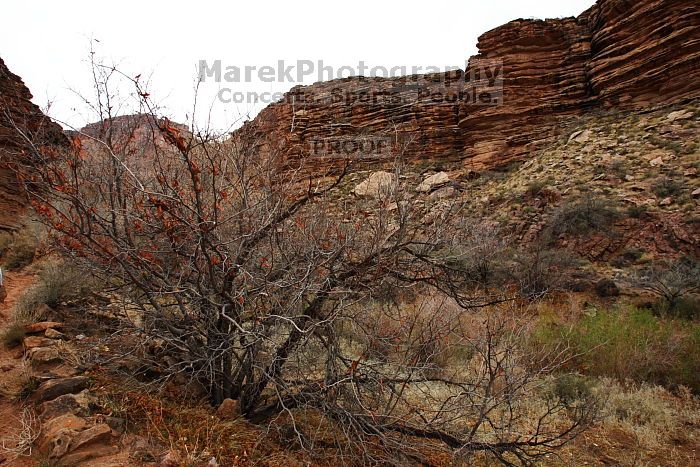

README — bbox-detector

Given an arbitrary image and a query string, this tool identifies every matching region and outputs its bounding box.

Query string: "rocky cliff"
[234,0,700,172]
[0,58,67,230]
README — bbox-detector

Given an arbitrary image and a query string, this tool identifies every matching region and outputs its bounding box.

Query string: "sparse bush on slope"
[546,196,620,240]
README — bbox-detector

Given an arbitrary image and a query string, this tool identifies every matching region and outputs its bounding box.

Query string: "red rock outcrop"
[0,58,67,230]
[585,0,700,107]
[234,0,700,173]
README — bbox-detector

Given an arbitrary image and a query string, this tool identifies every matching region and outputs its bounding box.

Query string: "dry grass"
[0,322,25,348]
[559,378,700,465]
[0,407,41,457]
[0,227,38,271]
[94,377,295,466]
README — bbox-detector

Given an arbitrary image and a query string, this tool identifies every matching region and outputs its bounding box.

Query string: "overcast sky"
[1,0,593,132]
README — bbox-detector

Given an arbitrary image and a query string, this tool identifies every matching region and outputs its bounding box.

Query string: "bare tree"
[10,57,600,464]
[637,257,700,310]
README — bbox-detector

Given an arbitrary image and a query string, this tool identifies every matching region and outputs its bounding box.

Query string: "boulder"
[568,130,591,144]
[428,186,456,200]
[27,347,62,365]
[69,423,113,452]
[40,414,87,451]
[649,156,664,167]
[353,171,396,198]
[666,109,694,122]
[39,391,93,420]
[216,398,240,420]
[30,376,90,403]
[416,172,450,193]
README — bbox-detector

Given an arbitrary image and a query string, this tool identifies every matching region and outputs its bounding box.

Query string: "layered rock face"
[0,58,67,230]
[586,0,700,107]
[234,0,700,172]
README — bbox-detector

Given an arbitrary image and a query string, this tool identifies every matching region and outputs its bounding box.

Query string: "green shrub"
[14,260,96,323]
[16,376,40,400]
[547,197,620,239]
[611,248,645,267]
[1,322,26,348]
[626,204,648,219]
[530,306,700,392]
[652,296,700,320]
[651,176,682,198]
[546,374,594,406]
[525,179,548,197]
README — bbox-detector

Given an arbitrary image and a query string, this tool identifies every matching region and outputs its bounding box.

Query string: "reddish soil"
[0,270,36,466]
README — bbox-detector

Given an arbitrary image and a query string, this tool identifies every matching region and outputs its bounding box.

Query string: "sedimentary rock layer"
[234,0,700,172]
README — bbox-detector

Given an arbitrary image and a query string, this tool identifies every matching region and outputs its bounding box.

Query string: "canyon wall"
[234,0,700,172]
[0,58,67,230]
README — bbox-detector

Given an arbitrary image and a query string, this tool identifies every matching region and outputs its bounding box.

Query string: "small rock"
[30,376,90,404]
[24,321,63,334]
[59,444,119,465]
[666,109,694,122]
[160,450,182,467]
[1,364,15,372]
[684,168,698,177]
[69,423,113,452]
[595,279,620,298]
[216,398,240,420]
[98,415,127,435]
[28,347,62,365]
[692,188,700,199]
[353,171,396,198]
[649,156,664,167]
[568,129,591,144]
[416,172,450,193]
[45,328,66,339]
[75,334,87,341]
[428,186,456,200]
[24,336,58,349]
[659,197,673,206]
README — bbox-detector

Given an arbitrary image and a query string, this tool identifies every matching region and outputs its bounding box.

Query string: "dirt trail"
[0,270,36,466]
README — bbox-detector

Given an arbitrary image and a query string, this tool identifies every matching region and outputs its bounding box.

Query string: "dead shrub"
[508,246,576,298]
[636,257,700,318]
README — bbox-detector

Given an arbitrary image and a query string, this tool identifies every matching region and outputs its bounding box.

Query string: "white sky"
[0,0,593,132]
